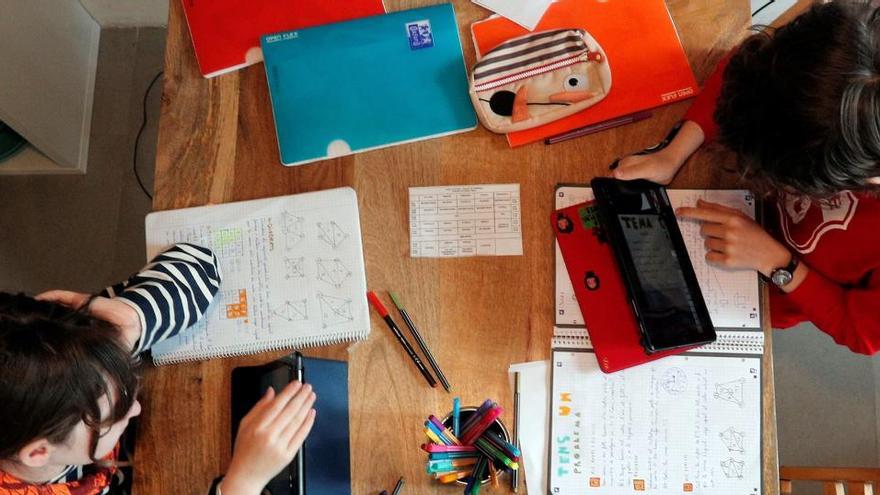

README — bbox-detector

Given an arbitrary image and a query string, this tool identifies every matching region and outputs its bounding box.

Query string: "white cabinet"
[0,0,101,173]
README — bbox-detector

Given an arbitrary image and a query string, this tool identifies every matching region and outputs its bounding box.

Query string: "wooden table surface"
[136,1,778,493]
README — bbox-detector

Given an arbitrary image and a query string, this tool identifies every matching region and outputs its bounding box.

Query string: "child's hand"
[35,290,142,350]
[676,199,792,276]
[611,150,682,185]
[223,381,317,495]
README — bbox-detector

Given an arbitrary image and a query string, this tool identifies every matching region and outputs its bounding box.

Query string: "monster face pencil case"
[469,28,612,134]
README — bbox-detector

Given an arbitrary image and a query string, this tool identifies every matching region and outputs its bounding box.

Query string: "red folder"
[553,201,692,373]
[180,0,386,78]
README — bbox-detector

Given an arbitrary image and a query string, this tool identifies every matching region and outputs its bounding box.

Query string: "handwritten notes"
[550,350,761,494]
[554,186,761,329]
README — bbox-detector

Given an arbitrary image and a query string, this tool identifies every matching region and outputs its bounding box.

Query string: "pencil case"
[469,28,612,134]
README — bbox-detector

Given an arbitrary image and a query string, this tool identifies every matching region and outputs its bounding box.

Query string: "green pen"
[389,292,452,392]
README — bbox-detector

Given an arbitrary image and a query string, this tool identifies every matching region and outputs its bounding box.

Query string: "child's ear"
[18,439,54,468]
[866,177,880,185]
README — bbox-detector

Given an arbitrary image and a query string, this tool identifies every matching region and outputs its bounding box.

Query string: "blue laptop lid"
[262,3,477,166]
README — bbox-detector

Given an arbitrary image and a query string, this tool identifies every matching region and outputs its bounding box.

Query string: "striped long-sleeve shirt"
[100,243,222,354]
[0,244,222,495]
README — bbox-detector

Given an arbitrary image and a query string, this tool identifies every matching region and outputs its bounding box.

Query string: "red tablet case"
[180,0,387,78]
[553,201,692,373]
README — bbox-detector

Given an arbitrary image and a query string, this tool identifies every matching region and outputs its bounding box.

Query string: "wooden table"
[136,1,778,493]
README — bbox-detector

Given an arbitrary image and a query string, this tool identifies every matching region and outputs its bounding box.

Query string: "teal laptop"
[262,3,477,166]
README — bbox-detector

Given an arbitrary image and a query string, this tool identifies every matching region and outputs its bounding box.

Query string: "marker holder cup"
[440,406,512,486]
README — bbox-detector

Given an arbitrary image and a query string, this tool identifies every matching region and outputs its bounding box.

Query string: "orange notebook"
[471,0,699,147]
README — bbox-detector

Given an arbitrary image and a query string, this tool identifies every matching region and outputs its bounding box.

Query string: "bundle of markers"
[421,398,520,494]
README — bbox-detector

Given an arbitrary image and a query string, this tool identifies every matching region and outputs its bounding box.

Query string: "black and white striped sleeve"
[99,243,222,355]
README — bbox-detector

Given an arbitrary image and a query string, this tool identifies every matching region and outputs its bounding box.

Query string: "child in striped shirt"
[0,243,315,495]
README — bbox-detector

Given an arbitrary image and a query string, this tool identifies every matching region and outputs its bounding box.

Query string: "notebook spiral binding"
[152,330,369,366]
[551,328,764,355]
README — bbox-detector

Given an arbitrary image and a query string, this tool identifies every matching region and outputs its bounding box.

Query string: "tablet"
[591,178,715,353]
[232,353,305,495]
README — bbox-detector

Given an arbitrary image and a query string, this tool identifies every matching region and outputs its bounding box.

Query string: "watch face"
[772,269,793,287]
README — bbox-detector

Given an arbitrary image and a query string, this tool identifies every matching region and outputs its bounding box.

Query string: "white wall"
[79,0,169,27]
[0,0,101,172]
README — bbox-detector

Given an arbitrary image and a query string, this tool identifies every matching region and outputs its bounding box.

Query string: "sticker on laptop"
[406,20,434,50]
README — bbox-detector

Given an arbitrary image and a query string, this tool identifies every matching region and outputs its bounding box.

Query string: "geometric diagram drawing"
[317,220,348,249]
[719,427,745,453]
[721,458,745,478]
[273,300,308,322]
[714,378,746,406]
[282,212,306,250]
[661,367,688,395]
[285,257,306,279]
[316,258,352,288]
[317,292,354,327]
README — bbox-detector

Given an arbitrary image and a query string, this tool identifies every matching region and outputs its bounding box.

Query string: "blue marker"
[453,397,461,436]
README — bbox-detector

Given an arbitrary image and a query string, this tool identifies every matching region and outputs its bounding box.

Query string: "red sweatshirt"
[684,57,880,355]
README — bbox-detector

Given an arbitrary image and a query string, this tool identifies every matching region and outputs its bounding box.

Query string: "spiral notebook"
[145,187,369,365]
[550,184,764,493]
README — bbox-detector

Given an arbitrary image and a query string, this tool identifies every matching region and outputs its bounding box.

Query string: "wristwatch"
[768,256,799,288]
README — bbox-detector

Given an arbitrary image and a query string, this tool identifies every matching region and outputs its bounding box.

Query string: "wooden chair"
[781,467,880,495]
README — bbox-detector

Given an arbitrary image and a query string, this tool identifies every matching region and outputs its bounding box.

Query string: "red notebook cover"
[472,0,699,147]
[180,0,387,78]
[553,201,692,373]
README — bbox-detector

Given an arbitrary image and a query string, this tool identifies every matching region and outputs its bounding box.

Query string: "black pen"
[389,292,451,392]
[294,353,306,495]
[367,292,437,388]
[392,477,404,495]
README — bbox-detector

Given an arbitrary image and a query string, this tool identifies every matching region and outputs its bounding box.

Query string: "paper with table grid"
[144,187,369,365]
[554,186,762,330]
[409,183,523,257]
[549,349,762,494]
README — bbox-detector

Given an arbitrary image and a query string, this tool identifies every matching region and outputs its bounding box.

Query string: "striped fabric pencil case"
[469,28,612,134]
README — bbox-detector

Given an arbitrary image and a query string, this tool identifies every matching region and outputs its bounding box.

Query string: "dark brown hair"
[0,292,139,460]
[716,1,880,198]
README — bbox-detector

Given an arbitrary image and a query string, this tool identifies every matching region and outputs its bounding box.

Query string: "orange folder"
[471,0,699,147]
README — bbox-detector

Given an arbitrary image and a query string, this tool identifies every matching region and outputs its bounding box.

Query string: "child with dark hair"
[0,243,315,494]
[613,1,880,354]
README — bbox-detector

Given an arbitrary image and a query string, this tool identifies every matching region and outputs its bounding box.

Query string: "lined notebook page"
[145,188,369,365]
[554,186,761,329]
[549,349,762,494]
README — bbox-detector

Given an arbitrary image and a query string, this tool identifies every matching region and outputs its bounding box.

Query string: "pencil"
[544,110,652,144]
[392,477,404,495]
[389,292,452,392]
[367,291,437,388]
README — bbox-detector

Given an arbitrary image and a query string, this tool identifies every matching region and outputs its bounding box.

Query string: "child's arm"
[220,381,317,495]
[98,243,222,354]
[612,52,732,184]
[779,267,880,355]
[612,120,705,184]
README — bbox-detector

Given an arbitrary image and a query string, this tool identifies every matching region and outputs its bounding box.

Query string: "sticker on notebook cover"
[577,205,599,229]
[406,20,434,50]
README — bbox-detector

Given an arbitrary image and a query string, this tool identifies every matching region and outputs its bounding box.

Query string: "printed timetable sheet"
[409,184,523,258]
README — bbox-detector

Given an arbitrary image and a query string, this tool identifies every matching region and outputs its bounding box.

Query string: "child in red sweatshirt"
[614,1,880,354]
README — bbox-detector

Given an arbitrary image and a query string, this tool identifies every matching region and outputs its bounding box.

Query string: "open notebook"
[550,184,764,493]
[145,187,369,365]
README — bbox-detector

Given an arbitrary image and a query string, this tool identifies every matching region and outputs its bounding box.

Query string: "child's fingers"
[273,385,313,431]
[700,223,727,239]
[258,381,303,426]
[279,392,316,443]
[286,409,317,454]
[241,387,276,426]
[696,199,741,214]
[34,290,91,309]
[676,207,732,224]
